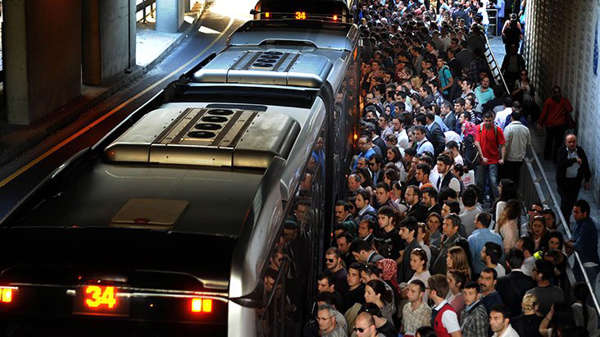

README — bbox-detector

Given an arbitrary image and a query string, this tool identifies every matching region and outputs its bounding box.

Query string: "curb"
[0,3,208,169]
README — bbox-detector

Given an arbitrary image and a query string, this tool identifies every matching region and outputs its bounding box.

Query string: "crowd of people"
[302,0,599,337]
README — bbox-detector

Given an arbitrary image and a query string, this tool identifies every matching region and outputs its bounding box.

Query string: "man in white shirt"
[446,141,464,166]
[436,154,461,194]
[444,130,462,146]
[503,111,531,184]
[481,242,506,278]
[516,236,536,277]
[489,305,520,337]
[494,97,513,130]
[414,126,434,156]
[392,116,410,150]
[427,274,463,337]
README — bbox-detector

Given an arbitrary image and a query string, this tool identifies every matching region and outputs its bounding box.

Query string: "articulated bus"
[0,12,361,337]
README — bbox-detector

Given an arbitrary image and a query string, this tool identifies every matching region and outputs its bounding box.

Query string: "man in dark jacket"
[398,217,420,283]
[555,134,591,219]
[404,185,428,222]
[430,214,466,275]
[425,112,446,156]
[566,200,600,283]
[478,267,504,313]
[496,249,536,317]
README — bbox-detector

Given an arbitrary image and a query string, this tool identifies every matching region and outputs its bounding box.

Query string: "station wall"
[524,0,600,204]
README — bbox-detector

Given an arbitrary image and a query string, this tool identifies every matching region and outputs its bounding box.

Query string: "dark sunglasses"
[353,327,367,333]
[326,258,335,263]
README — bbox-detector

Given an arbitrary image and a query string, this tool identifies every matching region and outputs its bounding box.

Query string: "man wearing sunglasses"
[353,312,380,337]
[359,304,397,337]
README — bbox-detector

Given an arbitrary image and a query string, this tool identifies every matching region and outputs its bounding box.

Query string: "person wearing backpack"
[437,56,455,99]
[474,111,506,205]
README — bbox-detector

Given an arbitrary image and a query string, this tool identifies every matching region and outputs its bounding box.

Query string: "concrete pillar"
[3,0,82,125]
[82,0,136,85]
[156,0,185,33]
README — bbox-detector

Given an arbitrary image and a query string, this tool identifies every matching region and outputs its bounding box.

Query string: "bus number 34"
[85,286,117,309]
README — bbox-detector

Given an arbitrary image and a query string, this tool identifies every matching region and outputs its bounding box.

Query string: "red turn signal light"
[0,287,15,303]
[191,298,213,313]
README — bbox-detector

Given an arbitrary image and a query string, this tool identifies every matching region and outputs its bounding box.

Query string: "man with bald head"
[556,134,591,219]
[352,312,378,337]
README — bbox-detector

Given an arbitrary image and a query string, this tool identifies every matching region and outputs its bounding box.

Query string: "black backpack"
[461,134,479,170]
[462,125,500,170]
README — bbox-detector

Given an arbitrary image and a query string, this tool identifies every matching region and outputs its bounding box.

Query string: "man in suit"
[496,248,536,317]
[441,101,458,132]
[404,185,428,222]
[556,134,591,220]
[368,126,387,160]
[422,187,441,217]
[425,112,446,156]
[368,154,385,186]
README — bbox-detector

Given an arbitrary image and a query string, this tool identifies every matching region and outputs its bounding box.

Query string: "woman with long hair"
[446,246,472,281]
[495,178,518,221]
[365,279,395,323]
[416,223,432,268]
[386,147,403,170]
[357,167,374,189]
[407,247,431,303]
[426,212,443,248]
[383,167,400,188]
[530,215,550,252]
[496,199,521,253]
[546,231,565,253]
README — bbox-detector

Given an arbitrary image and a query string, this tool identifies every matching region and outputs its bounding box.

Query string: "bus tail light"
[0,287,16,303]
[191,298,213,313]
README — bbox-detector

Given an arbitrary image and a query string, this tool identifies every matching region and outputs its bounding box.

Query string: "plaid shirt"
[402,301,431,335]
[460,301,489,337]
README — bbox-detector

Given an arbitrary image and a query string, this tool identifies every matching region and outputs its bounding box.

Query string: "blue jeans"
[476,164,499,201]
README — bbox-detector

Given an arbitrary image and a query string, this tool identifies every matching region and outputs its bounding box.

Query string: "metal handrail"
[528,142,600,315]
[136,0,156,23]
[481,32,600,316]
